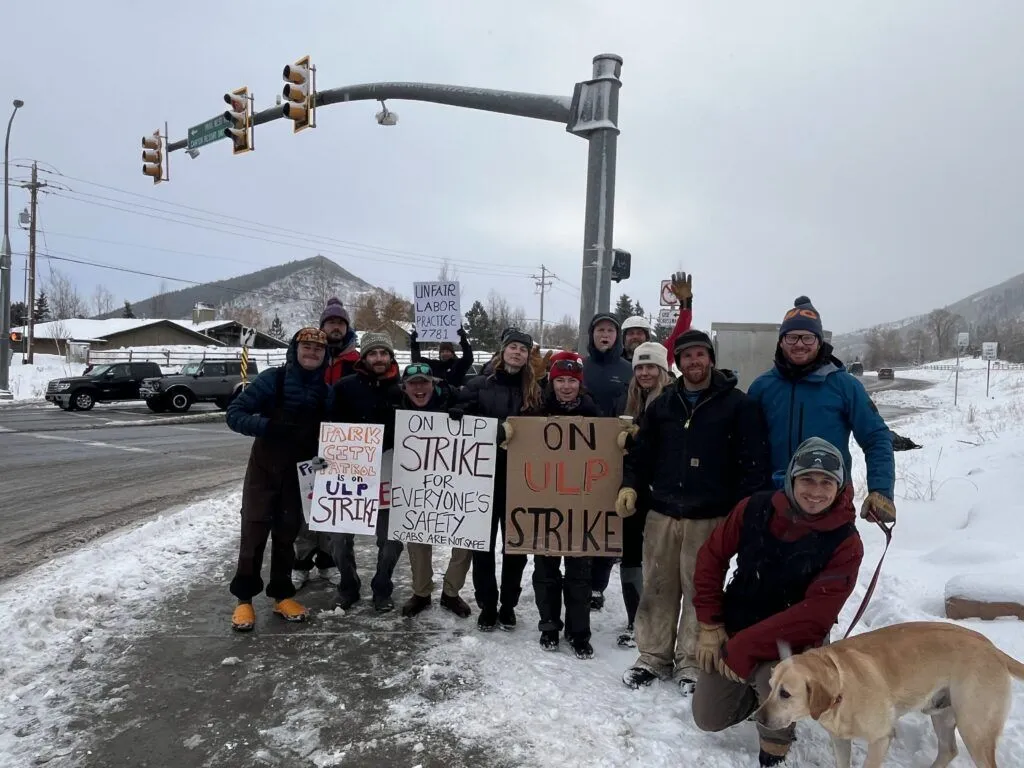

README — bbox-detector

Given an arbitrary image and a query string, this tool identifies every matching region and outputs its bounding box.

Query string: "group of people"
[224,276,899,767]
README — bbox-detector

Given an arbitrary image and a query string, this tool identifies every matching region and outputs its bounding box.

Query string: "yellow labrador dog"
[756,622,1024,767]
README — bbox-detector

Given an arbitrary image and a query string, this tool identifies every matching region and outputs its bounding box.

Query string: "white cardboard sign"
[309,423,385,535]
[387,410,497,551]
[414,281,461,343]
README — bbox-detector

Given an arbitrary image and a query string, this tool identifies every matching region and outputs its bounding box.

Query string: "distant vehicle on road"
[878,367,895,380]
[849,361,864,376]
[45,362,163,411]
[139,360,257,413]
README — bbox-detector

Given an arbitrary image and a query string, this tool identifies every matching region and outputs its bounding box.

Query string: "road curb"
[3,411,227,433]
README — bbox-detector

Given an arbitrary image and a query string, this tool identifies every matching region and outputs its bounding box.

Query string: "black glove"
[265,418,296,440]
[457,326,467,338]
[447,408,464,421]
[410,327,418,341]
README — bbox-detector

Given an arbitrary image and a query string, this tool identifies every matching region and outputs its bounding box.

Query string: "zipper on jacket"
[788,383,797,459]
[798,402,805,447]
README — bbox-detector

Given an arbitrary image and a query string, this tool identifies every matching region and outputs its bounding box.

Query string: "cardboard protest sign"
[310,423,385,535]
[414,281,461,343]
[296,459,317,524]
[388,409,497,551]
[505,416,623,557]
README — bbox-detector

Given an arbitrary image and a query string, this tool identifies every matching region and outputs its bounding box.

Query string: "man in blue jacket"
[225,327,329,632]
[747,297,896,525]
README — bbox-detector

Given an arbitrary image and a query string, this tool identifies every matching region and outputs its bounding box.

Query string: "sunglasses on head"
[403,363,432,378]
[552,360,583,373]
[793,450,842,473]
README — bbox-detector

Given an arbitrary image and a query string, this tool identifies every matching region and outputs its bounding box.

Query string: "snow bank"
[945,571,1024,605]
[0,491,240,766]
[3,353,83,402]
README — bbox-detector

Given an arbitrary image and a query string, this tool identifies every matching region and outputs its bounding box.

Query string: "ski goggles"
[791,449,844,482]
[402,363,434,382]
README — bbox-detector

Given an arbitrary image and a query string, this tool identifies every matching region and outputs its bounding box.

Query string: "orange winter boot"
[231,602,256,632]
[273,598,308,622]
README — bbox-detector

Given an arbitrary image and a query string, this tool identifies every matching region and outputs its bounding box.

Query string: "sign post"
[954,332,969,406]
[239,326,256,384]
[982,341,998,398]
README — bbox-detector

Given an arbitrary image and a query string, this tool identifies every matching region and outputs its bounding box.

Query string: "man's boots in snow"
[590,591,605,611]
[290,570,310,590]
[540,631,559,651]
[317,566,342,586]
[622,666,658,689]
[402,594,431,617]
[498,605,517,631]
[231,602,256,632]
[616,623,636,648]
[440,593,472,618]
[478,605,498,632]
[571,637,594,660]
[373,595,395,613]
[335,593,360,611]
[273,598,308,622]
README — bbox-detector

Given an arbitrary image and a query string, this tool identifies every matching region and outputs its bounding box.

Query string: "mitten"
[615,488,638,518]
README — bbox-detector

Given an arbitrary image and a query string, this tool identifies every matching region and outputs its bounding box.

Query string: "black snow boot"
[540,631,559,651]
[616,623,636,648]
[590,591,605,611]
[373,595,395,613]
[401,594,431,618]
[498,605,517,631]
[622,666,658,689]
[570,637,594,660]
[439,593,472,618]
[335,593,360,611]
[478,605,498,632]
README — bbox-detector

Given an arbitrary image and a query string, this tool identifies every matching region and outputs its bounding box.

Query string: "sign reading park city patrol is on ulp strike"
[504,416,624,557]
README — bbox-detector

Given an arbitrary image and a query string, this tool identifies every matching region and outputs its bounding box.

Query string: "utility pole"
[23,162,44,364]
[532,264,553,347]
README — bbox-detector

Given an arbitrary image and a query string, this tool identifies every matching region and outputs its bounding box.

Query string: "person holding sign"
[410,325,475,389]
[618,330,770,692]
[326,332,404,612]
[396,363,474,619]
[225,327,329,632]
[502,351,601,659]
[454,328,541,631]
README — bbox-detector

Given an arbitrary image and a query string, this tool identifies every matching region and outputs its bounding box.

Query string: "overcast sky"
[2,0,1021,333]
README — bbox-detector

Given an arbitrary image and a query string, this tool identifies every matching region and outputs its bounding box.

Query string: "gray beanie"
[360,332,394,358]
[785,436,846,505]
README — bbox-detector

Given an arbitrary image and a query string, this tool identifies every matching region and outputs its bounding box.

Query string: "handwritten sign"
[388,410,496,551]
[504,416,623,557]
[310,423,385,535]
[414,281,461,343]
[296,459,317,524]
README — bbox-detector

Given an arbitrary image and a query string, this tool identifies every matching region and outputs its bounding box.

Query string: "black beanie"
[779,296,823,339]
[673,329,715,364]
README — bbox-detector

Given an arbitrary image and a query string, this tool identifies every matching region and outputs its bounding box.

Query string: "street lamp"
[0,98,24,400]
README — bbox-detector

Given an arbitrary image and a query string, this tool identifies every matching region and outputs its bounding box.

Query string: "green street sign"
[187,115,228,150]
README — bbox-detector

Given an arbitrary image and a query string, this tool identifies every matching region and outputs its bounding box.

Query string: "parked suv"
[140,360,258,413]
[45,362,164,411]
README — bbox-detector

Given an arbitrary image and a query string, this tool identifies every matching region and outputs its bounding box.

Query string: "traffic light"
[611,249,631,282]
[223,87,252,155]
[282,55,316,133]
[141,130,164,184]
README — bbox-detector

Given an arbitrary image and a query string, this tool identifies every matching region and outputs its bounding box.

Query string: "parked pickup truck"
[139,360,257,413]
[45,361,164,411]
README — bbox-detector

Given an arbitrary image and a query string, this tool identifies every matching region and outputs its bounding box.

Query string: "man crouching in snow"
[690,437,864,767]
[225,327,329,632]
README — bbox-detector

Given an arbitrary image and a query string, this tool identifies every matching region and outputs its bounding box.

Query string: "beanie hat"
[548,351,584,383]
[779,296,823,340]
[294,327,327,346]
[632,341,669,372]
[319,297,351,329]
[673,329,716,364]
[621,315,653,338]
[438,341,456,353]
[589,313,621,335]
[785,437,846,505]
[360,332,395,358]
[502,329,534,350]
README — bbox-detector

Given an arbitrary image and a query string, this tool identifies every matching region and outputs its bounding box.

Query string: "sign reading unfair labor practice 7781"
[414,281,461,343]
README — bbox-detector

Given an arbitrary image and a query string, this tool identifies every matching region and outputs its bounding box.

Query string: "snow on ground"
[0,492,240,767]
[1,363,1023,767]
[3,353,83,402]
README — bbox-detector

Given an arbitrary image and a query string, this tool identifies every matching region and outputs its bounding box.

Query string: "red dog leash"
[841,519,894,640]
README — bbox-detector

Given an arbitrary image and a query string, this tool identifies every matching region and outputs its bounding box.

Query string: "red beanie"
[548,351,584,383]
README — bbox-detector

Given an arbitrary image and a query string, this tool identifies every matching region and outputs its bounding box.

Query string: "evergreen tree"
[33,292,51,323]
[11,301,27,328]
[614,294,634,323]
[122,300,135,319]
[632,300,645,318]
[269,314,286,341]
[464,300,497,349]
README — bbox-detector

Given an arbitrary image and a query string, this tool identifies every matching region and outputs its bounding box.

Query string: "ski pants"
[327,509,404,603]
[634,511,722,681]
[473,505,528,610]
[619,509,647,625]
[533,555,592,641]
[692,662,796,748]
[407,543,473,598]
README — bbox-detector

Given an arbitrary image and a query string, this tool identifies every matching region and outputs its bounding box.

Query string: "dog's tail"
[998,650,1024,681]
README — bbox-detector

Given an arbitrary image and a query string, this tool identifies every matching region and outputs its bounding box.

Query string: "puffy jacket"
[327,361,402,450]
[583,314,633,416]
[748,345,895,498]
[410,330,475,388]
[324,330,360,386]
[226,335,328,438]
[622,369,771,520]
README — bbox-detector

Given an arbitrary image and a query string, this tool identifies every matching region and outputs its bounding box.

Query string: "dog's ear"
[806,679,832,721]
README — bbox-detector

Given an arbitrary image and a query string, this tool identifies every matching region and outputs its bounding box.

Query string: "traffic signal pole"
[163,54,623,352]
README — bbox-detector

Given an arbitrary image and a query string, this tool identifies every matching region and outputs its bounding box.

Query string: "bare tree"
[927,308,961,356]
[48,268,86,320]
[437,259,460,283]
[92,284,115,317]
[221,305,266,331]
[150,280,170,318]
[305,256,344,324]
[546,314,580,350]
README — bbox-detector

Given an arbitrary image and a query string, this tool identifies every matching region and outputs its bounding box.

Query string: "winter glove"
[457,326,467,338]
[616,424,639,451]
[860,492,896,524]
[615,488,638,518]
[499,420,514,450]
[410,327,418,341]
[447,407,464,422]
[310,456,329,471]
[717,657,746,684]
[696,623,729,674]
[669,271,694,308]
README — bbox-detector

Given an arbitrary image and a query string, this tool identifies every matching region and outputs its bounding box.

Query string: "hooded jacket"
[328,359,402,450]
[410,331,475,388]
[324,328,360,386]
[400,379,457,413]
[692,480,864,679]
[226,332,329,438]
[748,343,895,498]
[622,369,770,520]
[583,313,633,416]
